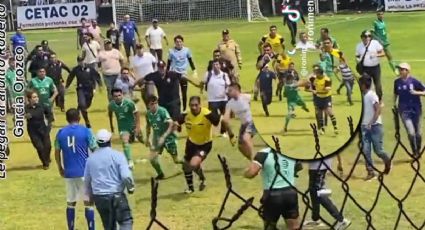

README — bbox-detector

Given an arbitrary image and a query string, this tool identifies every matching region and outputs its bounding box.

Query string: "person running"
[145,95,182,180]
[283,73,309,133]
[6,58,24,113]
[372,11,397,74]
[360,76,391,180]
[222,83,256,160]
[336,56,355,106]
[25,90,53,169]
[46,53,71,112]
[81,33,101,70]
[282,0,306,47]
[77,18,90,49]
[106,22,121,50]
[167,35,197,112]
[145,19,169,61]
[27,45,50,79]
[315,28,339,50]
[88,20,104,44]
[257,64,276,117]
[114,67,137,101]
[108,88,143,169]
[258,25,285,55]
[303,158,352,230]
[321,37,343,81]
[177,96,220,193]
[54,108,97,230]
[119,14,141,61]
[274,51,292,101]
[244,147,300,230]
[254,43,276,101]
[394,63,425,157]
[66,56,103,128]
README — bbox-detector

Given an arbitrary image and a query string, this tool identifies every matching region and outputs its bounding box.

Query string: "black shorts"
[262,187,299,221]
[260,90,272,105]
[315,96,332,110]
[77,88,94,110]
[184,140,212,162]
[161,100,181,121]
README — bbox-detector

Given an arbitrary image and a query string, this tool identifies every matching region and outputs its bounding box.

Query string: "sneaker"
[364,173,377,181]
[265,111,270,117]
[128,160,135,170]
[334,127,339,135]
[303,220,326,229]
[220,133,228,138]
[335,218,352,230]
[184,188,194,194]
[317,188,332,197]
[319,128,325,135]
[383,160,392,175]
[199,180,206,191]
[155,173,165,180]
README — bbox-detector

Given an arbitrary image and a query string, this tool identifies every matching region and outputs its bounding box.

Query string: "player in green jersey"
[145,95,182,180]
[6,58,22,112]
[108,88,143,169]
[372,11,397,74]
[283,74,309,133]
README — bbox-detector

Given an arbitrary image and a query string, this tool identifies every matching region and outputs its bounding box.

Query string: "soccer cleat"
[334,127,339,135]
[317,188,332,197]
[383,160,392,175]
[364,173,377,181]
[184,188,194,194]
[155,173,165,180]
[319,128,325,135]
[199,180,206,191]
[220,133,228,138]
[335,218,352,230]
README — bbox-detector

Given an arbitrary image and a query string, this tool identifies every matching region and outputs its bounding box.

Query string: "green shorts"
[288,98,306,110]
[120,130,142,143]
[151,136,178,156]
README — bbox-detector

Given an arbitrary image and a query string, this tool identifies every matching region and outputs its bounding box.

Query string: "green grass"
[2,12,425,229]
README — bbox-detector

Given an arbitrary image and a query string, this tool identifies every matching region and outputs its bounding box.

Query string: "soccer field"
[2,12,425,230]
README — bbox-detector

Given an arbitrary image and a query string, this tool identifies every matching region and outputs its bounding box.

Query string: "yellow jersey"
[313,75,332,98]
[261,34,284,54]
[275,54,292,71]
[184,108,215,145]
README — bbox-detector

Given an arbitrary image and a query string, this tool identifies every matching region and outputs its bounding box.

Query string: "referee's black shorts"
[184,139,212,162]
[261,187,299,222]
[315,96,332,110]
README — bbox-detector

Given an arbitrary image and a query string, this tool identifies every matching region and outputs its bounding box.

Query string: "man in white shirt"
[201,60,231,137]
[222,83,255,160]
[130,44,157,105]
[97,39,124,101]
[295,32,317,51]
[355,30,385,101]
[81,33,101,69]
[359,76,391,181]
[145,19,169,61]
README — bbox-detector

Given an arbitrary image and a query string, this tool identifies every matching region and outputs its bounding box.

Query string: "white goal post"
[111,0,267,25]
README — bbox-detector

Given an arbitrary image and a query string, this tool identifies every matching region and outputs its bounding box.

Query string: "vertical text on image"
[0,3,8,179]
[13,47,26,138]
[300,0,316,77]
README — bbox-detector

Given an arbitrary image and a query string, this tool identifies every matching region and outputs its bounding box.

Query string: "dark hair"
[323,37,332,43]
[121,67,130,73]
[35,45,43,50]
[189,96,201,104]
[321,28,329,33]
[26,89,37,100]
[229,82,241,91]
[37,67,46,72]
[8,57,14,62]
[359,76,372,89]
[270,25,277,29]
[50,52,57,57]
[86,32,94,39]
[110,21,115,25]
[81,17,86,22]
[213,49,220,54]
[174,35,184,42]
[313,64,324,75]
[147,95,158,103]
[263,43,272,49]
[111,88,123,95]
[66,108,80,123]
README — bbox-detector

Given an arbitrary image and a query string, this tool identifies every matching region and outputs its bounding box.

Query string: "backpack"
[205,71,228,91]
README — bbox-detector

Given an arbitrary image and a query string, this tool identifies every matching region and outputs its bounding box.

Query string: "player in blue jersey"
[10,27,28,54]
[54,109,98,230]
[167,35,197,111]
[119,14,141,61]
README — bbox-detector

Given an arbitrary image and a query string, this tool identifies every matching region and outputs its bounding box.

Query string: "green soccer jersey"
[320,53,334,77]
[147,106,176,139]
[254,148,296,190]
[109,98,138,132]
[284,83,300,102]
[373,19,389,45]
[28,76,56,108]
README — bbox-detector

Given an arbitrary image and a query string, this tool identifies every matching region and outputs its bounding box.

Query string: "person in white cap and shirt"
[84,129,135,230]
[145,18,169,61]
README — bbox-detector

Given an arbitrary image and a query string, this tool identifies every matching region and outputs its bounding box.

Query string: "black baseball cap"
[222,29,229,34]
[41,40,48,45]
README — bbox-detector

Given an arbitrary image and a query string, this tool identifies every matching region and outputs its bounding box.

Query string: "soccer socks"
[408,135,418,156]
[123,142,132,162]
[416,134,422,156]
[66,206,75,230]
[330,115,337,129]
[284,114,291,131]
[85,207,95,230]
[80,109,90,127]
[150,156,164,176]
[183,162,194,191]
[194,167,206,181]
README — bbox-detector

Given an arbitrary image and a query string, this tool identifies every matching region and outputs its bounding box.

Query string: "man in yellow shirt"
[177,96,220,194]
[307,65,339,135]
[274,52,292,99]
[217,29,242,80]
[258,25,285,55]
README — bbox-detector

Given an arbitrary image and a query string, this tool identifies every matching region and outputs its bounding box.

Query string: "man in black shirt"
[254,43,276,101]
[46,53,71,112]
[66,56,102,128]
[27,40,55,61]
[106,22,120,50]
[139,61,201,121]
[257,64,276,116]
[28,45,50,79]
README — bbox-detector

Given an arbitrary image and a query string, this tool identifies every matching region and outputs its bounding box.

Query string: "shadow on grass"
[238,225,262,230]
[7,165,43,172]
[90,108,108,113]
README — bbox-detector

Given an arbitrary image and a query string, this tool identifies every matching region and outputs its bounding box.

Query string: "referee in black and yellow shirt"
[177,96,220,194]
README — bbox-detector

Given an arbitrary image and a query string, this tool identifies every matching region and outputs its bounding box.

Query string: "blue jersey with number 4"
[55,124,97,178]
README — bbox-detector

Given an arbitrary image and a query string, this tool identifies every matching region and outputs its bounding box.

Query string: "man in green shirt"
[244,147,301,230]
[108,88,143,169]
[372,11,396,74]
[6,58,19,112]
[145,95,181,180]
[283,74,309,133]
[315,28,339,50]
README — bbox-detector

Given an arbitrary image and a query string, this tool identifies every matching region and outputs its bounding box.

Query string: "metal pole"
[333,0,337,13]
[238,0,242,18]
[188,0,191,21]
[271,0,276,16]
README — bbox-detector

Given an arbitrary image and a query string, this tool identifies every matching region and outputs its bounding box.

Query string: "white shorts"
[65,177,89,203]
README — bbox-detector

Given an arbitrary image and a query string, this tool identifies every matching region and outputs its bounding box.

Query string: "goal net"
[112,0,267,25]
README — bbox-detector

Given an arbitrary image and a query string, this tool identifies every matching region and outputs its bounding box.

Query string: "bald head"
[124,15,130,22]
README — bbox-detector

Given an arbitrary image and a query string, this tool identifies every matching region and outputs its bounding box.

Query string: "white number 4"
[67,136,76,153]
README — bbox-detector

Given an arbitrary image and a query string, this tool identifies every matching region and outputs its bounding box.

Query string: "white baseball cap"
[96,129,112,143]
[396,62,411,71]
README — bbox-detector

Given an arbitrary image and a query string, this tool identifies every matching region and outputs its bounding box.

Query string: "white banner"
[385,0,425,11]
[17,2,97,30]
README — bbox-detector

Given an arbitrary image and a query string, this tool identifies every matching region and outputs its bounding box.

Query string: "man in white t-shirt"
[97,39,124,101]
[222,83,255,160]
[359,76,391,181]
[130,44,157,105]
[295,32,317,51]
[81,33,101,69]
[145,19,169,61]
[201,60,231,137]
[355,30,385,101]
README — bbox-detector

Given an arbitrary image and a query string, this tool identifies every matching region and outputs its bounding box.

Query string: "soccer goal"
[111,0,267,24]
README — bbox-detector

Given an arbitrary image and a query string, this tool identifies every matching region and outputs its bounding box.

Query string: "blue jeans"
[361,124,390,172]
[400,109,422,155]
[104,74,118,101]
[93,193,133,230]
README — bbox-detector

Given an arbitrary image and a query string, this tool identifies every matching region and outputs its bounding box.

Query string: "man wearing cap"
[66,56,103,128]
[217,29,242,82]
[355,30,385,101]
[81,33,101,70]
[394,63,425,157]
[120,14,141,62]
[145,19,169,61]
[84,129,135,230]
[97,39,125,101]
[106,22,121,50]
